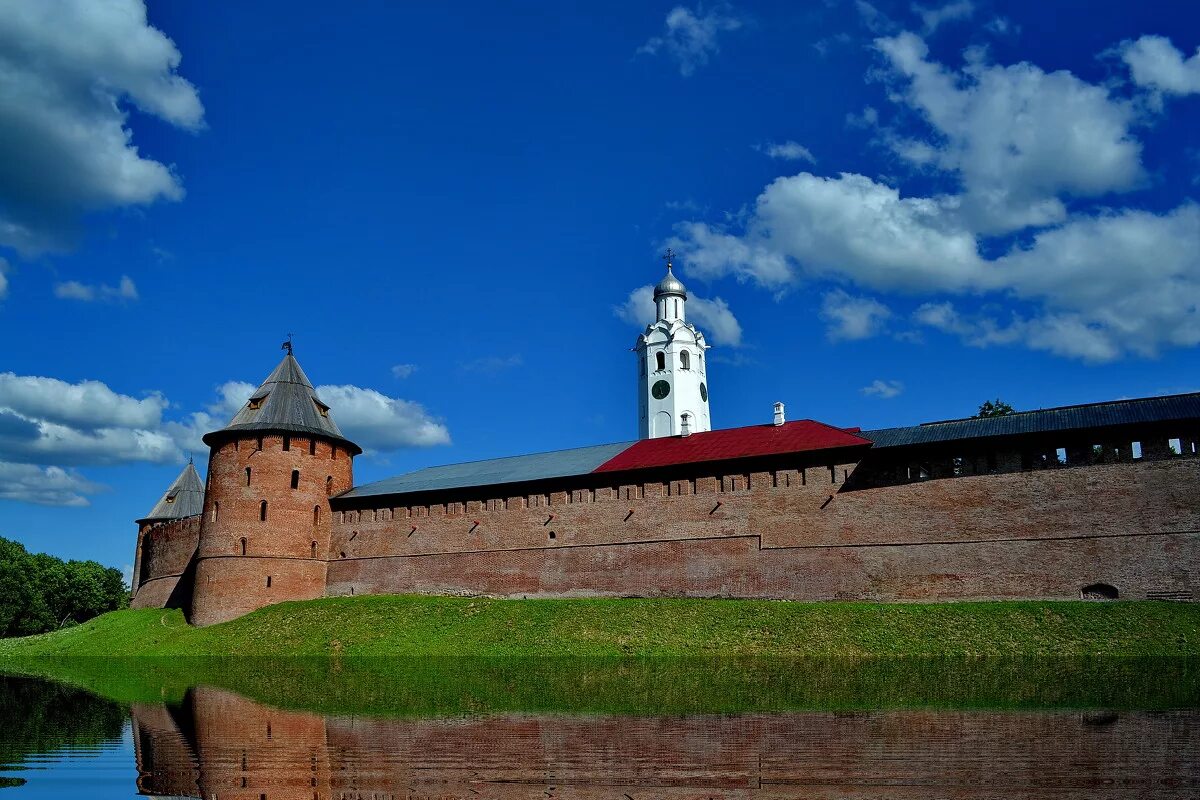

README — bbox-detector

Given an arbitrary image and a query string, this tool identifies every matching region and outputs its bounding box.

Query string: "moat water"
[1,658,1197,798]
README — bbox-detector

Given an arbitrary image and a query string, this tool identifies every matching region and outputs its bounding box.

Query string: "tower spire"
[637,252,710,439]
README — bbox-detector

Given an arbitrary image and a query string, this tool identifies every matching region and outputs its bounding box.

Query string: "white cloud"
[0,462,104,507]
[855,1,892,34]
[161,411,214,457]
[1119,35,1200,97]
[0,257,8,299]
[391,363,418,379]
[673,172,982,292]
[638,5,743,77]
[861,379,904,399]
[164,377,452,456]
[53,275,138,303]
[690,295,744,347]
[821,290,892,341]
[0,0,203,254]
[209,380,256,418]
[614,284,744,347]
[459,355,524,374]
[614,285,655,327]
[992,204,1200,360]
[874,31,1143,233]
[912,1,973,34]
[759,141,816,163]
[670,33,1200,363]
[0,368,451,506]
[0,373,165,430]
[0,419,179,467]
[314,385,450,450]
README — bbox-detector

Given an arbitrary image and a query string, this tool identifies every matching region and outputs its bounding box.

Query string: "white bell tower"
[636,250,712,439]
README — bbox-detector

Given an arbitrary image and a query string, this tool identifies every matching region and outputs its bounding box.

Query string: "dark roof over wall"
[202,353,361,454]
[342,442,634,499]
[139,462,204,522]
[863,392,1200,448]
[342,420,869,501]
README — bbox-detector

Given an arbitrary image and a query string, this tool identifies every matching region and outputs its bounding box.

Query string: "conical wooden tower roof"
[139,461,205,523]
[202,352,361,454]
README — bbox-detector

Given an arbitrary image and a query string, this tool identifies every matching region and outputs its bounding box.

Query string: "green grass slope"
[1,595,1198,658]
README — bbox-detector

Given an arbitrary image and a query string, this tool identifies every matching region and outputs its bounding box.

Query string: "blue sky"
[1,0,1197,577]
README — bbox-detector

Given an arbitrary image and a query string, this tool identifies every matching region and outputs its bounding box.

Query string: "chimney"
[773,402,785,426]
[680,412,692,437]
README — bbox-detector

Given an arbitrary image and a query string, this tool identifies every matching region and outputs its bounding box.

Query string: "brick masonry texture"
[130,516,200,610]
[325,459,1199,602]
[131,686,1199,798]
[133,432,1200,624]
[190,433,353,625]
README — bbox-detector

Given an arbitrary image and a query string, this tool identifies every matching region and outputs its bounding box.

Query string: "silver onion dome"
[653,265,687,299]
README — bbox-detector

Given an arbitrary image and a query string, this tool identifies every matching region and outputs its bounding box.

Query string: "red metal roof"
[593,420,871,473]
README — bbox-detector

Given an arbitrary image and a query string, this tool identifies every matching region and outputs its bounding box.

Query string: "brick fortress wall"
[327,454,1200,602]
[129,422,1200,621]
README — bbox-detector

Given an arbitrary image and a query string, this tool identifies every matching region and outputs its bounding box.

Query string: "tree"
[977,399,1015,418]
[0,537,127,638]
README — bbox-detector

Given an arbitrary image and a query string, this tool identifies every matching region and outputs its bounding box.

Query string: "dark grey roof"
[140,462,204,522]
[863,392,1200,448]
[341,441,634,499]
[202,353,361,454]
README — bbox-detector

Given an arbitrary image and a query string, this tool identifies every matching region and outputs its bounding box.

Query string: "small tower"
[190,347,361,626]
[131,460,204,607]
[635,251,711,439]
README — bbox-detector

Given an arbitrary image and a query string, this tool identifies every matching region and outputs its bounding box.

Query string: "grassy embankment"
[2,596,1199,715]
[1,594,1198,659]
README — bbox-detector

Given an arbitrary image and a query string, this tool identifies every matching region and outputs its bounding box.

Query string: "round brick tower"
[190,348,360,626]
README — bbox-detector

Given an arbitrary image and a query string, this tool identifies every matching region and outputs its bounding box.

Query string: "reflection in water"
[0,675,127,791]
[128,687,1199,800]
[1,666,1198,799]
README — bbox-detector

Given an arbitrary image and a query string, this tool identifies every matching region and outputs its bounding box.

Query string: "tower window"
[266,576,272,588]
[291,469,300,489]
[311,541,318,558]
[256,436,263,451]
[680,350,690,370]
[245,467,252,486]
[656,351,666,371]
[247,396,265,410]
[212,501,219,522]
[313,505,321,526]
[283,436,291,451]
[326,475,333,495]
[331,445,338,460]
[260,500,268,521]
[309,439,316,455]
[239,537,247,556]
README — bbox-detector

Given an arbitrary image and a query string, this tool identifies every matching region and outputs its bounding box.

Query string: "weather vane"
[281,333,294,355]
